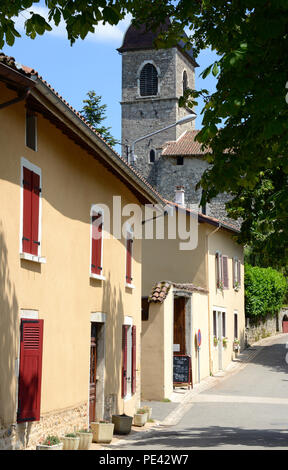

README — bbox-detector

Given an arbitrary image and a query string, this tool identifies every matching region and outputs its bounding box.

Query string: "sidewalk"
[91,333,283,450]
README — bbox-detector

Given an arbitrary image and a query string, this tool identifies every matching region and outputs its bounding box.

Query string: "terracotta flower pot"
[112,414,133,435]
[90,422,114,443]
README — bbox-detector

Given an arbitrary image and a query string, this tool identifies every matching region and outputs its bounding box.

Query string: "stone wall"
[245,315,279,346]
[0,402,87,450]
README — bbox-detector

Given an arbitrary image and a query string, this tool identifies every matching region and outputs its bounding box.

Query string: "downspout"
[0,88,31,110]
[206,222,222,375]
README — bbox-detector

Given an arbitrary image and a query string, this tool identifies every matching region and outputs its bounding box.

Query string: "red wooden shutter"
[131,326,136,395]
[91,213,103,275]
[126,238,132,284]
[17,319,44,422]
[222,256,229,289]
[31,171,40,255]
[22,167,33,254]
[22,167,40,255]
[121,325,128,398]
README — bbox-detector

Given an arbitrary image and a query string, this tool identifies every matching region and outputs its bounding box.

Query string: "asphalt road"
[114,334,288,450]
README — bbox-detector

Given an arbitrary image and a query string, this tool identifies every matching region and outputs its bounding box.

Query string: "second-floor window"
[21,159,41,256]
[233,257,241,289]
[26,111,37,151]
[90,206,103,277]
[125,227,133,286]
[216,252,229,289]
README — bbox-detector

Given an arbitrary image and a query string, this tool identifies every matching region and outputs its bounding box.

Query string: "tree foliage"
[1,1,288,265]
[245,264,287,319]
[80,90,118,147]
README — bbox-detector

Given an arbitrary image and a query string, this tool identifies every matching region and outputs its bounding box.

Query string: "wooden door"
[174,297,186,355]
[89,324,97,423]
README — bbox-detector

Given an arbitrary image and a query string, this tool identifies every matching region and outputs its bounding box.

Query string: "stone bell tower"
[117,21,198,186]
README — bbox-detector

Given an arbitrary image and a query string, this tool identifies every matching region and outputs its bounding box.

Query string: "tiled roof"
[162,130,209,156]
[0,52,165,205]
[149,281,208,303]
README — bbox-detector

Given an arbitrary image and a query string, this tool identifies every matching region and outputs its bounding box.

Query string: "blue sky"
[3,6,217,154]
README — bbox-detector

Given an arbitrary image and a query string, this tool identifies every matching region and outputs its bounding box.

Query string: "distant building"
[118,21,239,229]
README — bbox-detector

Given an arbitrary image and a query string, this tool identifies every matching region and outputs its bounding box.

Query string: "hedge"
[245,264,287,319]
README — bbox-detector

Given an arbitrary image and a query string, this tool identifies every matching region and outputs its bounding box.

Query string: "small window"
[26,112,37,151]
[234,313,238,339]
[140,63,158,96]
[177,156,184,166]
[126,228,133,286]
[142,297,149,321]
[183,71,188,94]
[21,160,41,256]
[149,149,156,164]
[122,324,136,398]
[222,312,226,337]
[91,207,104,278]
[233,257,241,288]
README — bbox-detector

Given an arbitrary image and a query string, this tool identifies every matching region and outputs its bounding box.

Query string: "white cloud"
[13,6,131,43]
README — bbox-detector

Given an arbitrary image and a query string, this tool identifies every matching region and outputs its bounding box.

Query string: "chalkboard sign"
[173,355,193,388]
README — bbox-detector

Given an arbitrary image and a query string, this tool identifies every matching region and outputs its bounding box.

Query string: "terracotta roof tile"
[149,281,208,303]
[162,130,209,156]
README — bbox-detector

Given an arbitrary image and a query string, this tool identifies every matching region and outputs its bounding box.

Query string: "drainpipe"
[0,88,31,110]
[206,222,222,375]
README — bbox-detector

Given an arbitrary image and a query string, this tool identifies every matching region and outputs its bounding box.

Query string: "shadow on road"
[238,338,288,375]
[120,425,288,449]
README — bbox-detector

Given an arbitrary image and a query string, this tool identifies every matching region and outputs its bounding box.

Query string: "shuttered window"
[22,165,41,255]
[216,252,229,289]
[140,63,158,96]
[17,319,44,422]
[215,252,222,288]
[121,325,128,398]
[126,232,133,286]
[91,210,103,276]
[131,326,136,395]
[233,257,241,288]
[222,255,229,289]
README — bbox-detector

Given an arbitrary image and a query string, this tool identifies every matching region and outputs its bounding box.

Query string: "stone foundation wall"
[245,315,278,346]
[0,402,88,450]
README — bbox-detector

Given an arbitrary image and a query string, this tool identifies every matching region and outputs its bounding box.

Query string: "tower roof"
[117,19,198,67]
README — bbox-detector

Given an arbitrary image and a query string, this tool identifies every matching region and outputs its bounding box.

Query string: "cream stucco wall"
[207,228,245,373]
[0,83,143,427]
[191,291,210,385]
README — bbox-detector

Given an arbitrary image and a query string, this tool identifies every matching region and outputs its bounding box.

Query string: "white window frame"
[125,225,135,289]
[233,257,241,288]
[20,157,45,264]
[212,306,227,349]
[90,204,105,281]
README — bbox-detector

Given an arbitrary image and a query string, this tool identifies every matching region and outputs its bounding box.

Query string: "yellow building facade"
[0,56,161,449]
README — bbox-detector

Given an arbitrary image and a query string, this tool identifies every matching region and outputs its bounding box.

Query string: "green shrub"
[245,264,287,319]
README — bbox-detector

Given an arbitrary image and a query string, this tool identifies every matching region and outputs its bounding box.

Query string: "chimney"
[175,186,185,206]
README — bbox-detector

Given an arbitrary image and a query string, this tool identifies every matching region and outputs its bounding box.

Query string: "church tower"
[117,21,198,185]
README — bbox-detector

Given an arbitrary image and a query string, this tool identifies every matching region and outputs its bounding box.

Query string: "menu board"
[173,355,192,387]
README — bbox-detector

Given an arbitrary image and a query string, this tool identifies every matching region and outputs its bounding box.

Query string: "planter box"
[36,443,63,450]
[61,436,80,450]
[90,422,114,443]
[133,412,148,427]
[76,432,93,450]
[112,414,133,435]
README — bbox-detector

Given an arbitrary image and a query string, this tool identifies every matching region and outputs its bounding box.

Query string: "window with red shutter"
[22,162,41,256]
[17,319,44,422]
[91,210,103,276]
[131,326,136,395]
[122,325,128,398]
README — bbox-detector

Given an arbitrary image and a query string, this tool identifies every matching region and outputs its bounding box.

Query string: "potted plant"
[213,336,218,347]
[233,338,240,352]
[76,428,93,450]
[90,420,115,443]
[112,414,133,435]
[36,435,63,450]
[142,405,152,421]
[61,432,80,450]
[133,409,148,427]
[234,281,240,292]
[218,280,224,292]
[222,337,228,348]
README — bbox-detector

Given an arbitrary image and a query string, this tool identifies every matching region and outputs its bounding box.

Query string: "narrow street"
[112,334,288,450]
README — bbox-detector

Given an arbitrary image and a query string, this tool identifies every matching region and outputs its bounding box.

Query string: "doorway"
[174,297,186,355]
[89,322,105,423]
